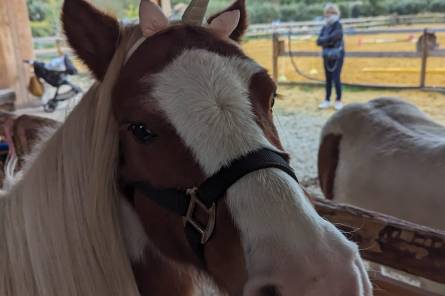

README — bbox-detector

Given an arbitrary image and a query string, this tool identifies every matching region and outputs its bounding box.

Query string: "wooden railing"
[272,29,445,89]
[33,36,72,58]
[34,14,445,58]
[248,14,445,37]
[314,197,445,295]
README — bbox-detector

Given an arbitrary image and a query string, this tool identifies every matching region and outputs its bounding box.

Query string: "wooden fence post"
[419,29,429,88]
[272,33,279,82]
[0,0,35,106]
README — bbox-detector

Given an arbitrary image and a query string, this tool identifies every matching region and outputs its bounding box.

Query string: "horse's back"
[319,97,445,230]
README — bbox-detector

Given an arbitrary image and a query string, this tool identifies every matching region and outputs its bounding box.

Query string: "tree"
[27,0,50,21]
[368,0,384,15]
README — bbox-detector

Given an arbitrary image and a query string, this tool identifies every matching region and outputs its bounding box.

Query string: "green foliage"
[247,3,280,23]
[279,4,305,22]
[386,0,430,15]
[28,0,61,36]
[27,0,50,21]
[26,0,444,37]
[368,0,385,15]
[124,3,139,19]
[429,0,445,12]
[350,2,375,17]
[31,20,54,37]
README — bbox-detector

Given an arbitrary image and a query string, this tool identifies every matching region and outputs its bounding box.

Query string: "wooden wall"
[0,0,34,106]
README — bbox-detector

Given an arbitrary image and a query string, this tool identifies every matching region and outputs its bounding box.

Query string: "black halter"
[130,148,298,265]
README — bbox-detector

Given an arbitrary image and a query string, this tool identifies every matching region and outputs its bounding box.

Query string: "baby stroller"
[25,54,81,112]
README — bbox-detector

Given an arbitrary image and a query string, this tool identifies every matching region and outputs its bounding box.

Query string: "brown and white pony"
[319,97,445,230]
[0,0,372,295]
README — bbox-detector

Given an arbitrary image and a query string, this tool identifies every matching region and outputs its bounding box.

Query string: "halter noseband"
[129,148,298,265]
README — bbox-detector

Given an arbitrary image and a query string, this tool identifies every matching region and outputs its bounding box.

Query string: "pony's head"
[62,0,372,295]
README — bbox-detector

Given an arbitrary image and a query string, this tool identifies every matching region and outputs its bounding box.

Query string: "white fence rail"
[247,13,445,37]
[33,14,445,58]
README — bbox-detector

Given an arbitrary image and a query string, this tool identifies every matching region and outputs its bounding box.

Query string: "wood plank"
[0,0,34,106]
[362,68,445,73]
[420,30,429,88]
[372,274,443,296]
[281,50,445,58]
[272,34,279,81]
[282,51,419,58]
[313,198,445,284]
[248,14,445,37]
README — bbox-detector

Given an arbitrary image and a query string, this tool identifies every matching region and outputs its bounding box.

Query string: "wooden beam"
[0,0,35,106]
[283,51,419,58]
[280,50,445,58]
[419,29,429,88]
[362,68,445,74]
[272,33,279,82]
[372,273,443,296]
[313,198,445,284]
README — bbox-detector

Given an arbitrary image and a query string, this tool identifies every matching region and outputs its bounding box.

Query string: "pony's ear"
[208,10,240,39]
[207,0,247,42]
[139,0,169,37]
[62,0,120,80]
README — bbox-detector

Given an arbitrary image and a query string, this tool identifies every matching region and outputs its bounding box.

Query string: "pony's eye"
[128,123,157,144]
[271,92,277,109]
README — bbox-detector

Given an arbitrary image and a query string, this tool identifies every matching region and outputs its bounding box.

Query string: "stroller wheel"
[44,100,57,113]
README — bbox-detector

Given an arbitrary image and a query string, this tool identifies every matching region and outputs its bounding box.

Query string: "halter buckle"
[183,188,216,244]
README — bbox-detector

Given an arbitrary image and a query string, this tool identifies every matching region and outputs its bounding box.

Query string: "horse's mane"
[0,25,142,296]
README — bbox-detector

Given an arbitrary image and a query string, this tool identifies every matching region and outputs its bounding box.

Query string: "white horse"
[319,97,445,230]
[0,0,372,295]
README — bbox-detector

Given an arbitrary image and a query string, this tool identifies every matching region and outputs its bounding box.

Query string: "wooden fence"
[248,14,445,38]
[272,28,445,89]
[35,14,445,58]
[315,197,445,295]
[33,36,71,59]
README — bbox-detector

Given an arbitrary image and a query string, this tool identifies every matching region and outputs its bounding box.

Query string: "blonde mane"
[0,25,142,296]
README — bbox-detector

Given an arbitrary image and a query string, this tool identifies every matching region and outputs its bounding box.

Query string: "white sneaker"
[318,100,331,109]
[334,101,344,110]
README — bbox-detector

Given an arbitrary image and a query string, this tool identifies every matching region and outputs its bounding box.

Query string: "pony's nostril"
[259,285,281,296]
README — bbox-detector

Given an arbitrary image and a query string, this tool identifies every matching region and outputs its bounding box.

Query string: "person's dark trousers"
[323,56,344,102]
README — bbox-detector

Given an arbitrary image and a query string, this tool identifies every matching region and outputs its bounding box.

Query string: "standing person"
[316,3,345,110]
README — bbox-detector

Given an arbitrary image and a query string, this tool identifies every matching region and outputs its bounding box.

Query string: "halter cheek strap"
[124,36,148,65]
[129,148,298,265]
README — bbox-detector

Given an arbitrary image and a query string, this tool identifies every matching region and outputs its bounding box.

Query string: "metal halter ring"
[183,188,216,244]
